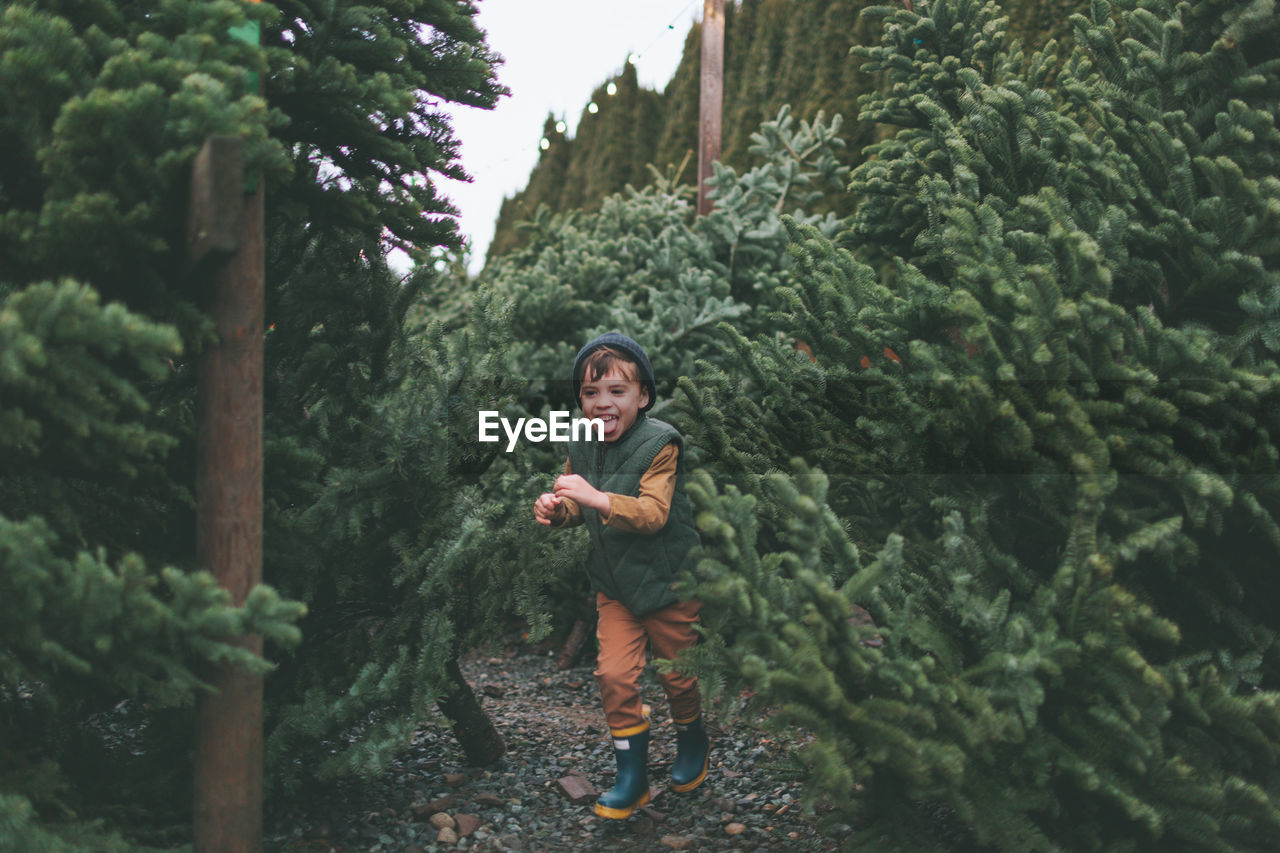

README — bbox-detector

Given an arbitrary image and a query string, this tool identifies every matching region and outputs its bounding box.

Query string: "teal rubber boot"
[670,713,710,792]
[594,724,652,819]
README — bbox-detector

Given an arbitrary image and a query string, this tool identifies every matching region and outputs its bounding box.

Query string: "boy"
[533,332,710,820]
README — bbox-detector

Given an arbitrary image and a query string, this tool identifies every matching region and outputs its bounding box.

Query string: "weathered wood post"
[189,9,265,848]
[188,131,265,853]
[697,0,725,216]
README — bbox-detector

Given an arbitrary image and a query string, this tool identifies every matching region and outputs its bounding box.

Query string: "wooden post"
[189,133,265,853]
[697,0,725,216]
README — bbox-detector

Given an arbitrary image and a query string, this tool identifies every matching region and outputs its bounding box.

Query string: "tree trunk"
[557,595,597,670]
[437,657,505,766]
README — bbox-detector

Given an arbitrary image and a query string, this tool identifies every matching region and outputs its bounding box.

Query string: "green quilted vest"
[567,414,700,616]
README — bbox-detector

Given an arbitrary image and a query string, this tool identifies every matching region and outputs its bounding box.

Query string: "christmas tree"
[489,0,884,259]
[675,0,1280,849]
[462,108,852,669]
[246,0,514,793]
[1,0,505,842]
[489,0,1092,263]
[1,0,304,845]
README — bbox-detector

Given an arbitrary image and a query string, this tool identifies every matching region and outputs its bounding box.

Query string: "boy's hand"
[533,492,563,526]
[554,474,610,515]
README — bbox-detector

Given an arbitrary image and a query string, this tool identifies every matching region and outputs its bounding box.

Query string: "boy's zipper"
[593,441,606,548]
[593,441,620,592]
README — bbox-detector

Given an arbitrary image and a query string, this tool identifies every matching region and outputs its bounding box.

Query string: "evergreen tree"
[267,0,505,258]
[257,0,511,791]
[652,22,705,187]
[675,0,1280,850]
[489,0,881,262]
[520,115,574,215]
[0,1,305,843]
[484,106,849,396]
[488,0,1093,264]
[0,281,304,849]
[265,286,524,783]
[468,110,850,659]
[562,65,664,212]
[0,0,504,841]
[729,0,795,158]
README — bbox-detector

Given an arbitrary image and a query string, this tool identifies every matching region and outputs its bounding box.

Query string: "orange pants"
[594,592,703,734]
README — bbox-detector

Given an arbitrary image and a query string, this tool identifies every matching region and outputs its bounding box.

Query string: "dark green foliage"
[0,0,286,337]
[267,0,505,258]
[0,279,305,848]
[1,0,504,845]
[265,289,526,784]
[558,62,666,214]
[0,2,303,845]
[483,107,850,405]
[0,793,139,853]
[651,23,703,192]
[673,0,1280,849]
[248,0,512,794]
[1,281,182,544]
[231,0,510,798]
[468,110,851,660]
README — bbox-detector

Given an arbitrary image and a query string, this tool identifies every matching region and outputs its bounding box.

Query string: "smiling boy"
[533,332,710,820]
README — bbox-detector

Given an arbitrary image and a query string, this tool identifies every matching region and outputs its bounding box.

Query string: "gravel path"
[266,641,846,852]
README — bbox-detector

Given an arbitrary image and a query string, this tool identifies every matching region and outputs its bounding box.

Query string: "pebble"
[413,793,458,817]
[556,774,597,804]
[455,813,481,837]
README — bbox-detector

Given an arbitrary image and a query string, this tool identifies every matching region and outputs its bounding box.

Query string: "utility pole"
[190,7,265,850]
[697,0,725,216]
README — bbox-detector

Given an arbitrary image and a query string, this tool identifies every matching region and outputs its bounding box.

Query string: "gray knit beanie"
[571,332,656,412]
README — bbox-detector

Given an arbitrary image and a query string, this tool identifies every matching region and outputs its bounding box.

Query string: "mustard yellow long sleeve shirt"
[549,442,679,534]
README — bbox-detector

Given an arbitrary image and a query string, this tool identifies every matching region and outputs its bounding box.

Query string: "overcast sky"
[439,0,700,271]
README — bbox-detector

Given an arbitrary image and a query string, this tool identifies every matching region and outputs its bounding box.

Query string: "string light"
[631,0,699,69]
[534,3,694,151]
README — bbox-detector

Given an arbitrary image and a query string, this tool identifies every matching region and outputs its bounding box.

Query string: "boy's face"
[579,365,649,442]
